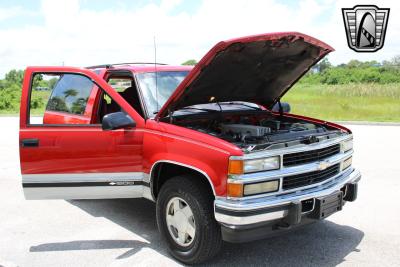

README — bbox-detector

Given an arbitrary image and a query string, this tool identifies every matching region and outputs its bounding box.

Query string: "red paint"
[19,66,239,196]
[43,110,91,124]
[19,33,343,197]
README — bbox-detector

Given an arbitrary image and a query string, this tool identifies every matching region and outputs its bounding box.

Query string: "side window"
[97,91,122,123]
[46,74,93,115]
[29,73,95,125]
[108,78,132,92]
[99,75,144,118]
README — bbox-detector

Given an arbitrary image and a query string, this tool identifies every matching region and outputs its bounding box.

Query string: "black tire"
[156,175,222,264]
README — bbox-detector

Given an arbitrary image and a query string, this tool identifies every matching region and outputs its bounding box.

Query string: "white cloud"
[0,0,399,77]
[41,0,80,29]
[0,6,24,21]
[160,0,183,12]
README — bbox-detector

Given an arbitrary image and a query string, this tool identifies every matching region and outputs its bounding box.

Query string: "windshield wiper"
[172,107,219,115]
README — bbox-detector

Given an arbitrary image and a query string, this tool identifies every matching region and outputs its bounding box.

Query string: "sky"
[0,0,399,77]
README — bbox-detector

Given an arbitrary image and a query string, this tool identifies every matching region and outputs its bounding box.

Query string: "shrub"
[301,66,400,85]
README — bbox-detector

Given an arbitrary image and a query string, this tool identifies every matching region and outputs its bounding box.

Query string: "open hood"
[156,32,333,119]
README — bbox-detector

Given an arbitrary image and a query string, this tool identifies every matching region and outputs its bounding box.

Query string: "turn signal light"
[227,183,243,198]
[228,160,244,175]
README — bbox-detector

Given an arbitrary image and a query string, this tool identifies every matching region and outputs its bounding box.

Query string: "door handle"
[21,138,39,147]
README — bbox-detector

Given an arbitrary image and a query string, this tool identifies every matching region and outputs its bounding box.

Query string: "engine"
[170,112,343,153]
[221,124,271,139]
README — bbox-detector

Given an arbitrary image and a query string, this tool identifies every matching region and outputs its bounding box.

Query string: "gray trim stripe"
[23,186,144,200]
[23,181,149,188]
[22,172,145,183]
[22,172,150,200]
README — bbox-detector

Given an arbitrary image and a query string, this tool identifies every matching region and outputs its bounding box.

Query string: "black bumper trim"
[221,216,317,243]
[215,203,290,217]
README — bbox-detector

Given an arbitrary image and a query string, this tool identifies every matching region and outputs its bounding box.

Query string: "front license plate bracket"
[309,191,343,220]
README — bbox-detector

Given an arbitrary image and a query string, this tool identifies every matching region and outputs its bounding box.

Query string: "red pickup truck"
[19,32,360,264]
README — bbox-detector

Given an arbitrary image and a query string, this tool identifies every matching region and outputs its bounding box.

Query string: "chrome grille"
[283,144,341,167]
[282,163,340,190]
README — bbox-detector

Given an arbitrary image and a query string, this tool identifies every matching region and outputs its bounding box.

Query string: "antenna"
[154,36,159,114]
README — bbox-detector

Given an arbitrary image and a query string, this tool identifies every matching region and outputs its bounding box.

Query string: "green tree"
[63,89,78,99]
[347,59,363,68]
[316,58,332,73]
[382,60,391,67]
[390,55,400,67]
[5,69,24,85]
[365,60,379,66]
[47,96,68,112]
[71,97,87,114]
[32,74,44,89]
[182,59,197,66]
[48,77,59,90]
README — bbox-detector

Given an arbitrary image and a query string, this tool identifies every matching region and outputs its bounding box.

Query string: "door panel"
[20,67,146,199]
[20,127,143,174]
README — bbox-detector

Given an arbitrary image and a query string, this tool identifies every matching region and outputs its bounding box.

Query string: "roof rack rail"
[86,62,168,69]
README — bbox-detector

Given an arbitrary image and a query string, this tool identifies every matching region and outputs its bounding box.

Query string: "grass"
[1,83,400,122]
[282,83,400,122]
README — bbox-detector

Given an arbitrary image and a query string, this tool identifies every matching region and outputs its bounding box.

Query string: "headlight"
[244,157,280,173]
[227,180,280,198]
[229,156,280,174]
[342,157,352,170]
[244,180,279,196]
[342,139,353,152]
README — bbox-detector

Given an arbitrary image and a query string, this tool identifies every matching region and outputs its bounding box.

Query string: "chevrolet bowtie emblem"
[318,161,331,171]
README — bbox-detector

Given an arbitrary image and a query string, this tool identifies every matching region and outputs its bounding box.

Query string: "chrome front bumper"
[214,168,361,228]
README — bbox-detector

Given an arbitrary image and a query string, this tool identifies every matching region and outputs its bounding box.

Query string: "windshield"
[136,71,189,117]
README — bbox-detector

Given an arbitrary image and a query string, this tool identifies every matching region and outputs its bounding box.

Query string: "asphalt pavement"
[0,117,399,266]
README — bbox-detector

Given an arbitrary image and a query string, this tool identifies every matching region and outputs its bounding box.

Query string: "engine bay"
[166,111,346,153]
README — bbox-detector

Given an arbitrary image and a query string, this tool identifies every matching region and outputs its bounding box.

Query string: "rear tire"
[156,176,222,264]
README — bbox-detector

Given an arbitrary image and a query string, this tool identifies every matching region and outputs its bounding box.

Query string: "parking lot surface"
[0,117,399,266]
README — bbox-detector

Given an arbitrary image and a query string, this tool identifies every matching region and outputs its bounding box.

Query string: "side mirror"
[102,112,136,130]
[272,102,291,113]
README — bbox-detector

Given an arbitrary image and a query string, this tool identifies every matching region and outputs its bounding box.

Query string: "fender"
[149,160,217,200]
[145,149,228,194]
[142,121,239,197]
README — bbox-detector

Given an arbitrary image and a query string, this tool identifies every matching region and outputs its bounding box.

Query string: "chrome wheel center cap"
[174,210,187,232]
[166,197,196,247]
